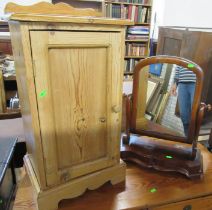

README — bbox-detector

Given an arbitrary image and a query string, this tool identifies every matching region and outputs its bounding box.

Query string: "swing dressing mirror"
[130,56,203,144]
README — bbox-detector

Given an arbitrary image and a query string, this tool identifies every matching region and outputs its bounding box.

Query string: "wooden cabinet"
[157,26,212,105]
[8,3,132,209]
[30,30,124,187]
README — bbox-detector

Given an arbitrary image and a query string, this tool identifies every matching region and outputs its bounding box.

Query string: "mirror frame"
[130,55,204,144]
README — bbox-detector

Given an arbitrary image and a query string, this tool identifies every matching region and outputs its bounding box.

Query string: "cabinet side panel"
[9,22,46,189]
[48,47,108,169]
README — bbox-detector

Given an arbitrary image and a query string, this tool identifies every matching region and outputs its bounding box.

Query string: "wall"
[163,0,212,28]
[151,0,212,40]
[0,0,51,17]
[150,0,165,39]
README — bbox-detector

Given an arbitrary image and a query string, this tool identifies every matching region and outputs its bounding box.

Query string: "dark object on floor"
[0,137,17,210]
[0,118,26,167]
[13,142,26,168]
[0,112,21,120]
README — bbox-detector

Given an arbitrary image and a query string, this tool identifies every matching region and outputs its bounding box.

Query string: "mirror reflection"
[136,63,196,139]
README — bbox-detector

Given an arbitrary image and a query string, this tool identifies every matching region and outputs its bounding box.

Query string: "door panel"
[30,31,122,187]
[48,47,107,169]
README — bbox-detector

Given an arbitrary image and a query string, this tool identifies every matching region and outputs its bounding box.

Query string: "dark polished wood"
[121,135,203,179]
[131,56,204,145]
[0,110,21,120]
[122,55,207,178]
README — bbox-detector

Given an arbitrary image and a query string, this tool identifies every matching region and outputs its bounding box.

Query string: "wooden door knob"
[99,117,106,123]
[112,105,121,113]
[183,205,192,210]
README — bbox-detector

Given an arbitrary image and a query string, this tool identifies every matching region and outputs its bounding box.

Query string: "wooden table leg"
[208,129,212,151]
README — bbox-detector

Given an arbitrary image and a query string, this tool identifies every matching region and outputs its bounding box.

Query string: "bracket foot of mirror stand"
[121,135,203,179]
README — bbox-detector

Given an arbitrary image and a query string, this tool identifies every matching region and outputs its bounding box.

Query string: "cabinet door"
[30,31,123,187]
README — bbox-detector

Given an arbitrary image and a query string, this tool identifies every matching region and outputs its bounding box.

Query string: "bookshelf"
[105,0,152,80]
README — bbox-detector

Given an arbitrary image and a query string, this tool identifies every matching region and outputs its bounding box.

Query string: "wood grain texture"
[151,195,212,210]
[52,0,105,14]
[9,22,47,189]
[13,144,212,210]
[24,155,126,210]
[9,13,133,25]
[29,30,123,187]
[5,2,102,17]
[9,14,127,202]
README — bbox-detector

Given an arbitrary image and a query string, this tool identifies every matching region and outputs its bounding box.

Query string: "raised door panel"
[30,31,123,187]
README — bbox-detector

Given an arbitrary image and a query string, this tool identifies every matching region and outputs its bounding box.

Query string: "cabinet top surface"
[6,2,133,26]
[9,13,133,26]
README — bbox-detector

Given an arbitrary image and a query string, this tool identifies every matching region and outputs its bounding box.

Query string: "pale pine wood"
[5,2,102,17]
[24,155,126,210]
[9,20,127,192]
[9,13,133,25]
[9,5,127,209]
[30,30,123,187]
[13,144,212,210]
[9,23,47,189]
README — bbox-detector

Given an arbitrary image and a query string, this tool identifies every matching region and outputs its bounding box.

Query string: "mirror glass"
[135,63,197,141]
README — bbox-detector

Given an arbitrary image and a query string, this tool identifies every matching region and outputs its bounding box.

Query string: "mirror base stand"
[121,135,203,179]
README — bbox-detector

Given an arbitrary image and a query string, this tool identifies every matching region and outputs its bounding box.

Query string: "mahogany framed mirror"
[128,55,204,144]
[121,55,208,179]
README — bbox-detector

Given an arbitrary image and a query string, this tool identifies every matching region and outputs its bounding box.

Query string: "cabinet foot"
[24,155,126,210]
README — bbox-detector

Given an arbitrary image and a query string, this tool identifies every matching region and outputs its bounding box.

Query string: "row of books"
[107,0,152,4]
[125,58,140,72]
[126,34,149,40]
[106,4,151,23]
[127,25,150,40]
[128,5,151,23]
[126,43,147,56]
[128,25,149,34]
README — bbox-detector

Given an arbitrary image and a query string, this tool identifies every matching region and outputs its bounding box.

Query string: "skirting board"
[24,155,126,210]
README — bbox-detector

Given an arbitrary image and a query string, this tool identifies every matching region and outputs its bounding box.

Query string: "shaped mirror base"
[121,135,203,179]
